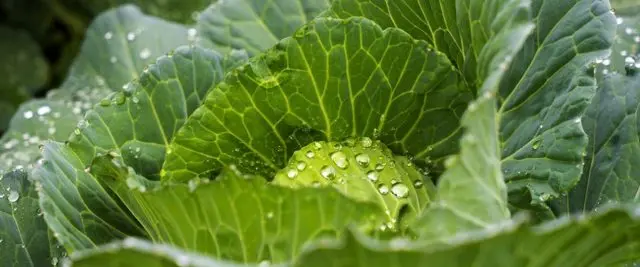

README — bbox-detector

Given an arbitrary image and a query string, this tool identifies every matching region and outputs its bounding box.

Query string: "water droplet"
[99,98,111,106]
[617,17,624,25]
[37,106,51,115]
[305,150,315,158]
[110,56,118,63]
[320,165,336,180]
[413,179,424,188]
[391,183,409,198]
[313,142,322,150]
[132,96,140,103]
[104,31,113,40]
[187,28,198,41]
[333,143,343,150]
[287,169,298,179]
[127,32,136,41]
[330,151,349,169]
[8,190,19,202]
[532,139,541,150]
[377,184,389,195]
[139,48,151,59]
[114,92,126,105]
[366,171,379,182]
[266,211,274,219]
[51,257,58,266]
[360,137,373,148]
[355,153,370,168]
[296,161,306,171]
[375,163,385,171]
[23,111,33,119]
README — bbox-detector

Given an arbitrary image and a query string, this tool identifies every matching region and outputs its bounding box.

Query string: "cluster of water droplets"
[595,16,640,76]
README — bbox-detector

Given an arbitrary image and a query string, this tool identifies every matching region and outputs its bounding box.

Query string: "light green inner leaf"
[273,138,435,230]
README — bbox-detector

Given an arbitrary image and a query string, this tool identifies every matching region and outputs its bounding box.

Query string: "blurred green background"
[0,0,211,133]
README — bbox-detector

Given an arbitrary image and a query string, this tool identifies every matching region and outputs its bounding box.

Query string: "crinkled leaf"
[97,162,386,264]
[70,238,246,267]
[67,45,247,180]
[553,73,640,213]
[498,0,615,208]
[163,17,472,181]
[411,71,509,240]
[296,206,640,266]
[0,26,49,130]
[327,0,534,90]
[327,0,617,214]
[197,0,330,55]
[31,142,145,252]
[551,12,640,214]
[273,139,435,229]
[0,169,63,267]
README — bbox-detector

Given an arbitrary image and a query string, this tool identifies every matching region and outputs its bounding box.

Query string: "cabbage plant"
[2,0,640,266]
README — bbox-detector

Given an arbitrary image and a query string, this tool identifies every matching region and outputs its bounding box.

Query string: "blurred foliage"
[0,0,212,133]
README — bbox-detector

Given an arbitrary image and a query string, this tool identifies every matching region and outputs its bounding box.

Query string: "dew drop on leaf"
[104,31,113,40]
[375,163,385,171]
[330,151,348,169]
[139,48,151,59]
[8,190,19,202]
[305,150,315,159]
[296,161,306,171]
[37,106,51,115]
[532,139,541,150]
[391,183,409,198]
[360,137,372,148]
[287,169,298,179]
[413,179,424,188]
[355,153,370,168]
[320,165,336,180]
[366,171,379,182]
[377,184,389,195]
[99,98,111,106]
[23,110,33,119]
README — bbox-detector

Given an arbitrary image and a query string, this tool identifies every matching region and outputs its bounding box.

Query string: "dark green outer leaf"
[163,17,472,181]
[32,142,146,252]
[0,170,63,267]
[68,46,247,180]
[296,206,640,267]
[499,0,616,207]
[553,73,640,213]
[327,0,533,90]
[0,100,85,172]
[197,0,331,56]
[56,4,191,95]
[551,11,640,214]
